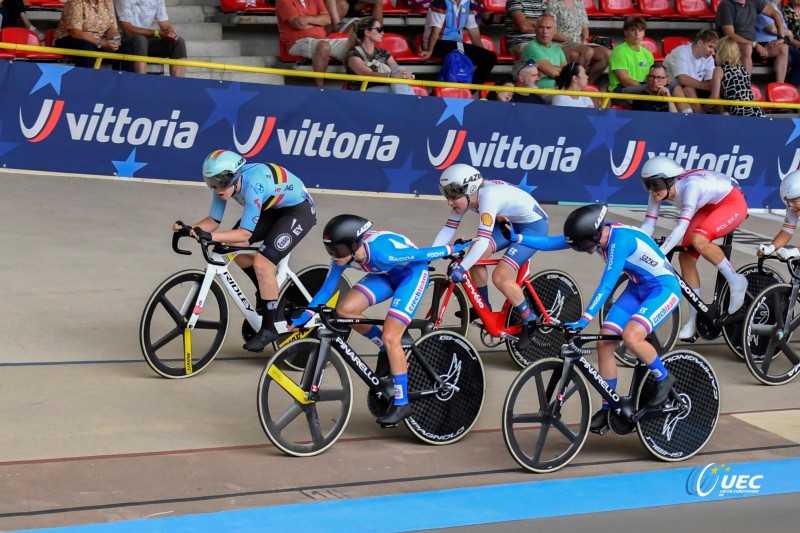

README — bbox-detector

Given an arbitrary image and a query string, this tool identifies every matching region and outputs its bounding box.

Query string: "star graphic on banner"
[584,111,632,155]
[785,118,800,145]
[383,152,428,193]
[516,172,537,195]
[201,82,260,130]
[739,171,778,209]
[112,149,147,178]
[435,98,473,126]
[0,122,20,158]
[585,173,621,203]
[30,63,73,95]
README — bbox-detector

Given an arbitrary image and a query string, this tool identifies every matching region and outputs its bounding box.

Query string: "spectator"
[114,0,187,77]
[756,0,800,86]
[521,14,566,94]
[663,29,718,113]
[325,0,382,33]
[631,64,688,113]
[710,36,765,116]
[716,0,788,81]
[784,0,800,41]
[53,0,128,69]
[503,0,545,57]
[276,0,348,88]
[510,58,546,104]
[0,0,43,40]
[552,62,594,107]
[608,17,654,94]
[343,17,415,95]
[546,0,610,86]
[487,78,515,101]
[419,0,497,85]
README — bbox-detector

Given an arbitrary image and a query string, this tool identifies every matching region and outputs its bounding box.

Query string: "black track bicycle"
[502,325,720,473]
[256,306,486,456]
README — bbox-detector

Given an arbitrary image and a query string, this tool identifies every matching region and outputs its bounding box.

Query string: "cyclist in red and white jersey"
[639,156,749,340]
[757,170,800,259]
[432,164,549,350]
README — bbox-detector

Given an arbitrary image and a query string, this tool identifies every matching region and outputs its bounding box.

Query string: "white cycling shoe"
[727,274,749,314]
[679,319,697,341]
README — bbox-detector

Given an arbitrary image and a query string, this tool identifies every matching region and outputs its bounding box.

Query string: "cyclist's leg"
[677,209,709,338]
[226,219,261,299]
[469,245,494,312]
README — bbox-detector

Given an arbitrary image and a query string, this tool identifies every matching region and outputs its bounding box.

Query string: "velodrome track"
[1,170,799,532]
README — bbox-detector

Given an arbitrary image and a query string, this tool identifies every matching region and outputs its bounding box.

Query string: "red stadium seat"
[0,28,65,60]
[711,0,721,11]
[26,0,65,8]
[637,0,679,17]
[378,33,422,62]
[278,39,305,62]
[483,0,507,14]
[220,0,275,13]
[434,87,473,99]
[641,37,663,62]
[463,33,498,54]
[498,36,516,63]
[412,85,430,96]
[675,0,715,18]
[478,80,495,99]
[583,0,610,17]
[662,36,692,56]
[767,82,800,104]
[379,0,410,15]
[751,84,764,102]
[599,0,642,17]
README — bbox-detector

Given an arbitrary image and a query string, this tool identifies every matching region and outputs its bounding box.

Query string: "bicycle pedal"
[590,424,610,436]
[679,333,699,343]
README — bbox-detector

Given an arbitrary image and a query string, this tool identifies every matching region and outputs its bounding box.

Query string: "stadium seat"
[412,85,430,96]
[26,0,65,8]
[378,33,422,62]
[711,0,721,11]
[637,0,679,17]
[767,82,800,104]
[675,0,715,18]
[662,36,691,56]
[478,80,495,99]
[483,0,507,14]
[434,87,473,99]
[751,84,764,102]
[220,0,275,13]
[463,33,498,54]
[278,39,305,62]
[599,0,642,17]
[0,28,65,60]
[0,49,13,59]
[641,37,663,61]
[498,36,516,63]
[583,0,610,17]
[379,0,410,15]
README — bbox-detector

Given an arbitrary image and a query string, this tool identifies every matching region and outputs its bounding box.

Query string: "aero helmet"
[780,170,800,206]
[563,203,608,252]
[439,164,484,199]
[202,150,246,190]
[640,156,684,193]
[322,215,373,259]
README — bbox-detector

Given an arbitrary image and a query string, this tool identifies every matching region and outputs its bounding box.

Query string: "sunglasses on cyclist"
[641,177,672,193]
[324,242,355,259]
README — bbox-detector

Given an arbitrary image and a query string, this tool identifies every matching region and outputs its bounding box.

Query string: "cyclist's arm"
[432,210,464,246]
[771,230,794,249]
[382,244,463,264]
[182,216,220,233]
[292,260,348,326]
[582,238,631,321]
[660,187,699,255]
[514,234,570,251]
[640,197,660,237]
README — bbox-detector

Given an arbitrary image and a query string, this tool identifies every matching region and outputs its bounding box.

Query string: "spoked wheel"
[404,331,485,445]
[637,350,720,461]
[407,274,470,338]
[275,265,351,370]
[506,270,583,368]
[600,274,680,367]
[502,358,591,473]
[257,339,353,457]
[139,270,229,378]
[742,284,800,385]
[721,264,784,359]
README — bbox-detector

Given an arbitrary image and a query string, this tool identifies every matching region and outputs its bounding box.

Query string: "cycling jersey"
[209,163,312,232]
[781,209,799,235]
[433,180,548,270]
[640,169,743,254]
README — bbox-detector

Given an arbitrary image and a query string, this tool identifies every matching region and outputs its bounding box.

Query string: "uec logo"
[687,463,764,497]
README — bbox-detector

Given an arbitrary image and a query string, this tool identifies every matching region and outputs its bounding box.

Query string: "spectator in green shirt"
[608,17,654,93]
[521,14,566,97]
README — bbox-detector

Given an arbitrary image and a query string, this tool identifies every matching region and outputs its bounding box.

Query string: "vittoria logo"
[611,140,755,180]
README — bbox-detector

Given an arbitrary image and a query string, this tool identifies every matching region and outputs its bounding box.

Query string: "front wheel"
[139,269,229,379]
[742,284,800,385]
[502,358,591,473]
[404,331,485,445]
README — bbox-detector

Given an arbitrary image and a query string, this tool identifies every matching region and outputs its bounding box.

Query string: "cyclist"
[290,214,470,427]
[505,203,680,433]
[432,163,549,351]
[757,170,800,260]
[174,149,316,353]
[639,155,748,341]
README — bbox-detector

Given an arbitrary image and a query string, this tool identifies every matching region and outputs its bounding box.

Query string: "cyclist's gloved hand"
[758,243,775,256]
[291,310,314,328]
[452,241,472,254]
[777,247,800,260]
[450,264,468,283]
[193,227,212,242]
[500,223,522,243]
[565,317,589,331]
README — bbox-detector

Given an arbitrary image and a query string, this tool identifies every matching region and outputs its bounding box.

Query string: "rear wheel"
[742,284,800,385]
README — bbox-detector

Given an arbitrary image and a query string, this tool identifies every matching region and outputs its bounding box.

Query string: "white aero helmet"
[780,170,800,205]
[202,150,246,190]
[640,156,684,193]
[439,164,484,199]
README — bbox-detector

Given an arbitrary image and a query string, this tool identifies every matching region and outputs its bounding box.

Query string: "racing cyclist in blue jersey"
[174,149,317,353]
[504,204,680,435]
[291,214,470,427]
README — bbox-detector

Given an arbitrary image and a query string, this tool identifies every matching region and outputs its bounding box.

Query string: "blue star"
[30,63,73,96]
[202,83,261,131]
[383,153,428,193]
[516,172,537,195]
[435,98,473,126]
[0,122,19,158]
[739,170,779,209]
[113,149,147,178]
[585,173,621,203]
[584,111,633,155]
[786,118,800,145]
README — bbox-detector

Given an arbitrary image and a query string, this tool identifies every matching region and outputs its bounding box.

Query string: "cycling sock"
[392,373,409,405]
[647,358,668,381]
[257,299,279,333]
[363,325,385,350]
[715,258,739,284]
[477,285,492,311]
[242,265,260,296]
[601,379,617,409]
[515,300,534,324]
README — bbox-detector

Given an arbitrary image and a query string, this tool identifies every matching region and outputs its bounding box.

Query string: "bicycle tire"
[720,263,784,359]
[506,270,583,368]
[275,265,351,370]
[599,274,680,367]
[637,350,720,462]
[742,284,800,385]
[404,331,485,445]
[257,339,353,457]
[408,274,470,338]
[502,358,591,473]
[139,269,229,379]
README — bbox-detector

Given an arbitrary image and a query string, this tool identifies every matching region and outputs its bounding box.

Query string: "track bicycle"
[603,232,783,366]
[741,255,800,385]
[139,222,350,378]
[256,305,486,457]
[409,254,583,368]
[502,325,720,473]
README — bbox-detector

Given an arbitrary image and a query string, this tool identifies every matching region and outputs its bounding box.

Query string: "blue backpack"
[438,45,474,84]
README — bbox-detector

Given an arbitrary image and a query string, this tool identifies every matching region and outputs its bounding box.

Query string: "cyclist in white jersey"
[757,170,800,260]
[432,164,549,350]
[639,156,749,340]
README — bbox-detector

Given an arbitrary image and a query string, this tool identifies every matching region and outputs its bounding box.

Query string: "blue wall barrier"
[1,60,798,207]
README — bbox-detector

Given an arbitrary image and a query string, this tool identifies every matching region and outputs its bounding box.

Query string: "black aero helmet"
[322,214,373,259]
[563,203,608,252]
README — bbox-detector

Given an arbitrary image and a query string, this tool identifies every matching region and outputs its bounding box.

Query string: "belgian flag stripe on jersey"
[262,163,288,210]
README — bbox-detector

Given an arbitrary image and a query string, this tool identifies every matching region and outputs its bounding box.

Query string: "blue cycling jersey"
[209,163,312,232]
